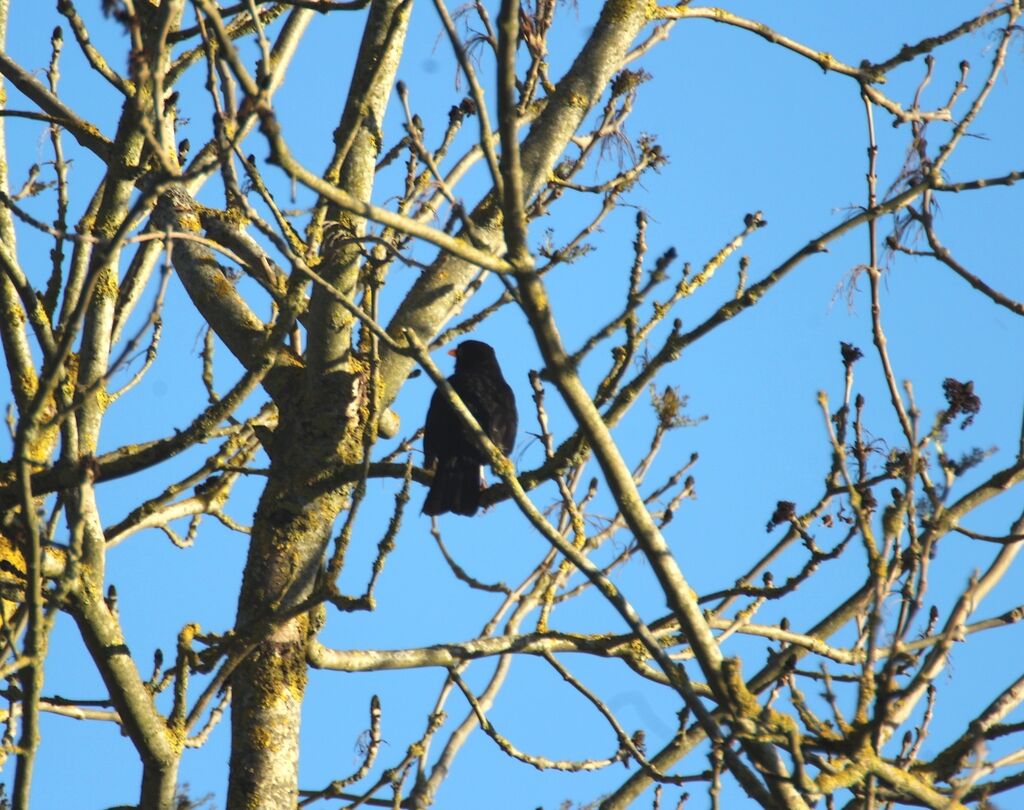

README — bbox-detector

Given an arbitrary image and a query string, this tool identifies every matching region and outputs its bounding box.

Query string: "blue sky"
[1,2,1022,808]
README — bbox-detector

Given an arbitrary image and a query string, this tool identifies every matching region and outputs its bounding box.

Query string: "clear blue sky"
[1,2,1022,807]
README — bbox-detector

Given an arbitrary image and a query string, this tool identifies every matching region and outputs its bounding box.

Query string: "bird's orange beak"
[447,348,458,357]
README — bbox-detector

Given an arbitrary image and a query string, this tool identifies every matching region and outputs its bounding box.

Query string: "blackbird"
[422,340,517,517]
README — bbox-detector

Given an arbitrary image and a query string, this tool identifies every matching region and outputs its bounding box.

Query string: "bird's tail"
[422,457,482,517]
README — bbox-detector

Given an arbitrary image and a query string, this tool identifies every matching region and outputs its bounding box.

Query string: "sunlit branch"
[259,110,513,273]
[0,50,113,158]
[432,0,503,197]
[656,5,871,79]
[449,668,624,772]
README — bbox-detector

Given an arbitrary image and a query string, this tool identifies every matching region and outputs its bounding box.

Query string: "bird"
[422,340,517,517]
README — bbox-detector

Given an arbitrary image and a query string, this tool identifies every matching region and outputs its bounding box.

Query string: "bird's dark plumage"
[422,340,517,517]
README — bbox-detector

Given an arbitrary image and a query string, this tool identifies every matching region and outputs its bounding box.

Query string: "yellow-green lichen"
[817,52,837,71]
[96,267,120,302]
[815,756,871,794]
[567,92,590,109]
[0,533,26,623]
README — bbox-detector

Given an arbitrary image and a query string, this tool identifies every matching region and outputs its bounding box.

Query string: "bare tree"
[0,1,1022,809]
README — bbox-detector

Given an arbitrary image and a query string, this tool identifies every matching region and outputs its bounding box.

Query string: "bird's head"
[450,340,499,371]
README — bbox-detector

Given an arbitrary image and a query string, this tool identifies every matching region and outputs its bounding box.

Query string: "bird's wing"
[454,374,517,457]
[423,383,460,466]
[492,381,517,456]
[428,368,518,465]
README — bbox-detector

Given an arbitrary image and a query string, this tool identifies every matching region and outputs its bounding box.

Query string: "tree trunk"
[226,1,411,806]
